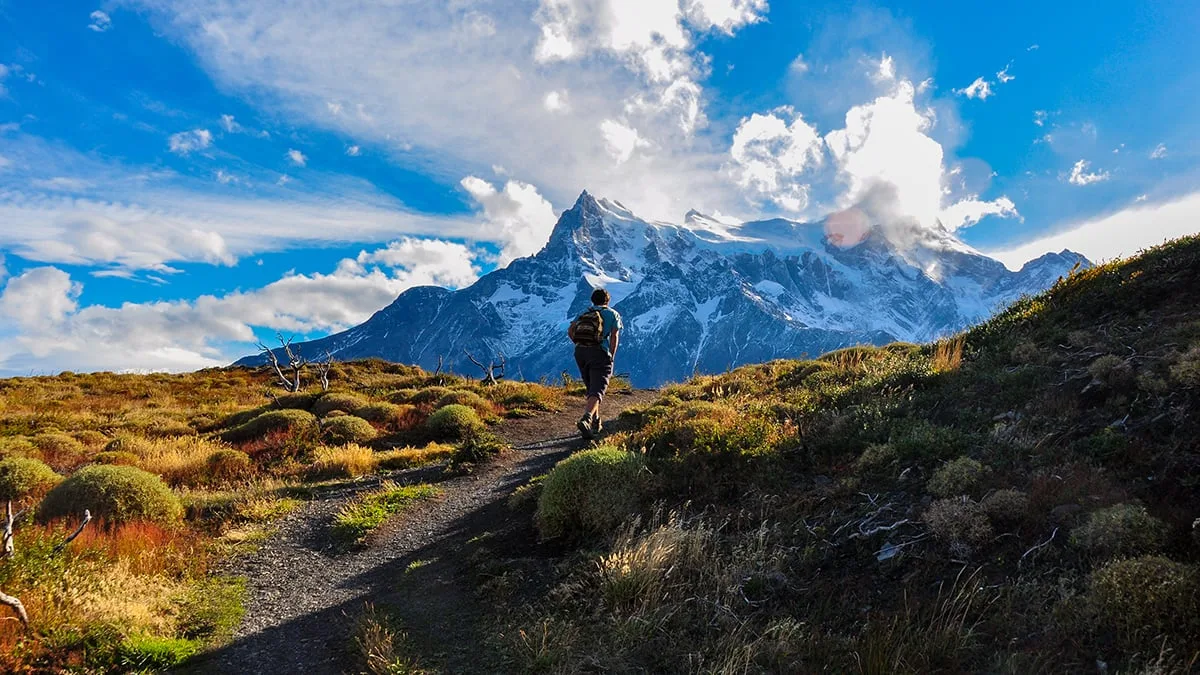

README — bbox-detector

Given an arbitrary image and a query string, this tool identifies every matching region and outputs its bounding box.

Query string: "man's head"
[590,288,610,306]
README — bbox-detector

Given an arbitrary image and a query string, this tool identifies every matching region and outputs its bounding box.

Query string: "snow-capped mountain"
[236,191,1088,387]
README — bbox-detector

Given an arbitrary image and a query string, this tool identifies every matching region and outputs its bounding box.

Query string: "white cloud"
[956,77,993,100]
[214,169,238,185]
[996,63,1014,83]
[167,128,213,155]
[600,119,650,163]
[1150,143,1167,159]
[543,90,570,112]
[0,64,8,97]
[729,108,823,212]
[1067,159,1109,186]
[345,145,361,156]
[1027,44,1039,51]
[88,10,112,32]
[789,54,809,75]
[460,176,557,264]
[875,54,895,81]
[938,196,1018,231]
[684,0,768,34]
[286,148,307,166]
[1033,110,1047,126]
[462,11,497,38]
[989,191,1200,269]
[0,238,484,374]
[219,113,242,133]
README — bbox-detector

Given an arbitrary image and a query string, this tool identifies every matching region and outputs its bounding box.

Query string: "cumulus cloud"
[460,176,557,264]
[938,196,1018,231]
[1150,143,1167,159]
[286,148,307,166]
[996,64,1014,83]
[167,128,213,155]
[600,119,650,163]
[989,191,1200,269]
[956,77,993,100]
[346,145,361,156]
[0,238,484,374]
[219,114,242,133]
[729,108,823,212]
[543,90,570,112]
[1067,159,1109,186]
[1033,110,1047,126]
[88,10,112,32]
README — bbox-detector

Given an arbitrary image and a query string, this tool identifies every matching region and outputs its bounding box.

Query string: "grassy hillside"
[507,235,1200,673]
[0,359,564,672]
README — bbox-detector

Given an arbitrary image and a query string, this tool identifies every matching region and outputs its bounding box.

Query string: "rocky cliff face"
[237,191,1087,387]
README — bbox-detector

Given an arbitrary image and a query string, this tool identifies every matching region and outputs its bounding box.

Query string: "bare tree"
[314,350,335,392]
[463,348,506,386]
[256,333,307,392]
[1,503,91,627]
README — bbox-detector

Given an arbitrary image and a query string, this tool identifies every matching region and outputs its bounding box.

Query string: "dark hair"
[590,288,610,306]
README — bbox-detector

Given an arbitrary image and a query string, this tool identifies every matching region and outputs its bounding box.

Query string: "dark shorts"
[574,344,613,400]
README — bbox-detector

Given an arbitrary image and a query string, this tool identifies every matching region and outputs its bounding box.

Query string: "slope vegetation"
[507,235,1200,673]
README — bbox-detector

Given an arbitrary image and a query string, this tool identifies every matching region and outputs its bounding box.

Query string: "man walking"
[568,287,623,439]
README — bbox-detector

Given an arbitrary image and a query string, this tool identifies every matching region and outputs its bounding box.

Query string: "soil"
[185,389,658,675]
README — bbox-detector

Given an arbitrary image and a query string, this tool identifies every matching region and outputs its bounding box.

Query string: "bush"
[449,431,509,467]
[312,444,376,478]
[0,436,37,458]
[407,386,454,406]
[33,431,85,457]
[206,449,253,484]
[312,392,369,418]
[854,444,898,475]
[890,421,969,462]
[332,482,440,547]
[93,450,139,466]
[425,405,485,440]
[536,446,647,540]
[220,409,317,444]
[1170,345,1200,387]
[1089,556,1200,648]
[0,456,61,504]
[435,390,495,416]
[38,464,183,526]
[924,497,994,558]
[116,635,199,671]
[927,457,988,498]
[1087,354,1134,388]
[1070,503,1167,560]
[385,388,420,404]
[981,489,1029,525]
[323,416,378,445]
[354,402,416,430]
[72,430,110,448]
[375,443,455,471]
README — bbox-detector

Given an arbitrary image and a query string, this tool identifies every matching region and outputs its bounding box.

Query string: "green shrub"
[72,430,110,448]
[436,390,494,415]
[38,464,183,526]
[206,449,253,484]
[536,446,647,540]
[332,482,440,546]
[175,576,247,643]
[924,497,994,558]
[0,436,37,458]
[854,443,897,475]
[927,457,988,498]
[1088,556,1200,648]
[32,431,84,457]
[92,450,139,466]
[1070,503,1167,559]
[981,489,1029,525]
[385,388,420,404]
[322,415,378,445]
[407,386,454,405]
[312,391,368,418]
[425,404,485,440]
[449,431,509,467]
[354,402,415,429]
[220,409,317,444]
[1087,354,1134,388]
[0,456,61,504]
[117,635,200,670]
[1169,345,1200,387]
[891,421,969,462]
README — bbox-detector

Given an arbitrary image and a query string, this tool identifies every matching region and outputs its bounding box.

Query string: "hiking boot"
[591,414,603,434]
[577,416,594,440]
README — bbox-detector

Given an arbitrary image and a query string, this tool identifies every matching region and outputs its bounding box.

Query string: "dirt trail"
[188,389,658,675]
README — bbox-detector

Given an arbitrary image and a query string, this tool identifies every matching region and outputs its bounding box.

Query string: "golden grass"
[375,443,455,470]
[313,443,377,478]
[932,336,965,373]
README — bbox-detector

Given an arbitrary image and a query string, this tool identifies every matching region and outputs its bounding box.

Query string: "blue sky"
[0,0,1197,374]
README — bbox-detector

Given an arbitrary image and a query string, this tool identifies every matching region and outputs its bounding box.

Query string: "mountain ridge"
[235,191,1088,386]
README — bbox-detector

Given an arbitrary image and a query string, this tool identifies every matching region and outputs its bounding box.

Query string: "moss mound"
[435,390,494,415]
[407,386,454,405]
[425,404,485,440]
[322,415,378,445]
[1089,556,1200,648]
[312,391,369,418]
[354,402,415,429]
[536,446,647,540]
[206,449,253,484]
[220,409,317,444]
[92,451,140,466]
[0,456,62,504]
[38,464,183,526]
[1070,503,1167,560]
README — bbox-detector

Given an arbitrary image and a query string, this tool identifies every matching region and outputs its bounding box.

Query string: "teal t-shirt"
[590,305,623,352]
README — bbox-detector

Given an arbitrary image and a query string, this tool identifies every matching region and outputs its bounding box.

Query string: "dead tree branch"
[463,348,506,386]
[1019,527,1058,568]
[53,510,93,554]
[314,351,334,392]
[256,333,306,392]
[2,501,14,559]
[2,508,92,628]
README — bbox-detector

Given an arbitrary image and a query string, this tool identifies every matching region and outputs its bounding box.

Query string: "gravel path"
[187,390,658,674]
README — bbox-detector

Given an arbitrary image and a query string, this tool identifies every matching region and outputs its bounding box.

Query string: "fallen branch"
[850,518,911,540]
[1019,527,1058,568]
[0,591,27,626]
[1,510,93,629]
[54,510,93,554]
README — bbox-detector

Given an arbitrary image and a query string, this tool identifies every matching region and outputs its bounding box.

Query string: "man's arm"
[610,330,620,360]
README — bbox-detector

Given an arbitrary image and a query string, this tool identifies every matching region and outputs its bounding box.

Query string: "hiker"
[568,287,623,439]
